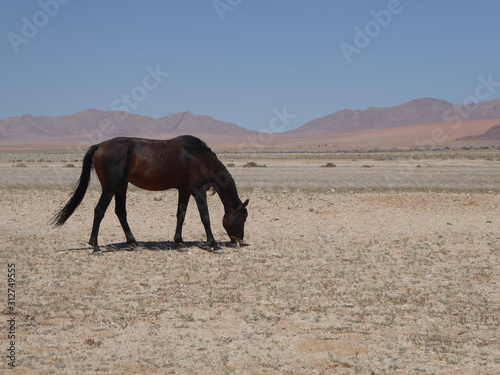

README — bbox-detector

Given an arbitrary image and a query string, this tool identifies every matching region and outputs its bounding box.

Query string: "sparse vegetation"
[243,161,266,168]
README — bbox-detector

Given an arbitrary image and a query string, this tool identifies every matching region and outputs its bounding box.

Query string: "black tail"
[51,144,99,227]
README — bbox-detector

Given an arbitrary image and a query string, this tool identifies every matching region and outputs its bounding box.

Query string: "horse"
[51,135,249,255]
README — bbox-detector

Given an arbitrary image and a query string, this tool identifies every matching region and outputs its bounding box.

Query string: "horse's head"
[223,199,249,246]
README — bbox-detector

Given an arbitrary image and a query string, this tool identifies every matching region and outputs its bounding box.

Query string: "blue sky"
[2,1,500,131]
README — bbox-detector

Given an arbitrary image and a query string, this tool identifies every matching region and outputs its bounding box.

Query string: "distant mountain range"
[291,98,500,134]
[1,98,499,149]
[0,110,252,143]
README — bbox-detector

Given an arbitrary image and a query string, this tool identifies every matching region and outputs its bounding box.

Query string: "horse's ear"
[243,199,249,207]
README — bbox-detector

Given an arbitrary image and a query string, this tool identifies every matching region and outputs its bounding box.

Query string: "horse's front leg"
[174,191,190,246]
[193,188,222,252]
[115,183,137,246]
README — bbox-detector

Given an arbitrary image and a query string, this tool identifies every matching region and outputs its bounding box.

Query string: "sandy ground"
[1,155,499,374]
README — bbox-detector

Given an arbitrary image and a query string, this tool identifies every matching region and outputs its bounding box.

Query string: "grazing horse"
[51,135,249,255]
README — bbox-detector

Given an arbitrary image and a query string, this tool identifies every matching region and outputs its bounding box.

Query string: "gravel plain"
[1,151,499,374]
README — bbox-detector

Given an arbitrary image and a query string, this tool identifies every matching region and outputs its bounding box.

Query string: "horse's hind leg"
[89,190,114,255]
[115,182,137,246]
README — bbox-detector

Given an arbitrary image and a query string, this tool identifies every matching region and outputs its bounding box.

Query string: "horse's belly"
[128,172,180,191]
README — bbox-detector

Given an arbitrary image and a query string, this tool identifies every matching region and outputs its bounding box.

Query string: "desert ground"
[1,149,499,374]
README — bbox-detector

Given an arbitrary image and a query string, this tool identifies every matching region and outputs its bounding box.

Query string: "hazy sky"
[2,1,500,131]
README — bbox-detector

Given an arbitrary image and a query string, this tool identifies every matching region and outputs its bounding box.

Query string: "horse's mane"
[177,135,212,154]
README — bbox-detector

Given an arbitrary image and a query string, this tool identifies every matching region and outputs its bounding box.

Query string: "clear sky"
[2,0,500,131]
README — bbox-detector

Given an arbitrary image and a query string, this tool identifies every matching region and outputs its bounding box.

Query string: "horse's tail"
[51,144,99,227]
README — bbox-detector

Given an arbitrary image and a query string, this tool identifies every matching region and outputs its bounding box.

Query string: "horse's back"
[92,136,216,191]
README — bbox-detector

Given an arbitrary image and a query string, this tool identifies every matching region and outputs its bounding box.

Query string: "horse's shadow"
[66,240,248,254]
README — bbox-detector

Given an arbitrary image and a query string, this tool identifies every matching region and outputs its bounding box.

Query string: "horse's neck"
[211,166,240,211]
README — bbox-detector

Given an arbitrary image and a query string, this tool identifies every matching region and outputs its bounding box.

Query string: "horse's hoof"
[175,243,189,252]
[207,243,223,253]
[127,242,139,251]
[92,250,104,256]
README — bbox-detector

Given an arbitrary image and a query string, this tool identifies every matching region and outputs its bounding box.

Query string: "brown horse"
[52,135,248,255]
